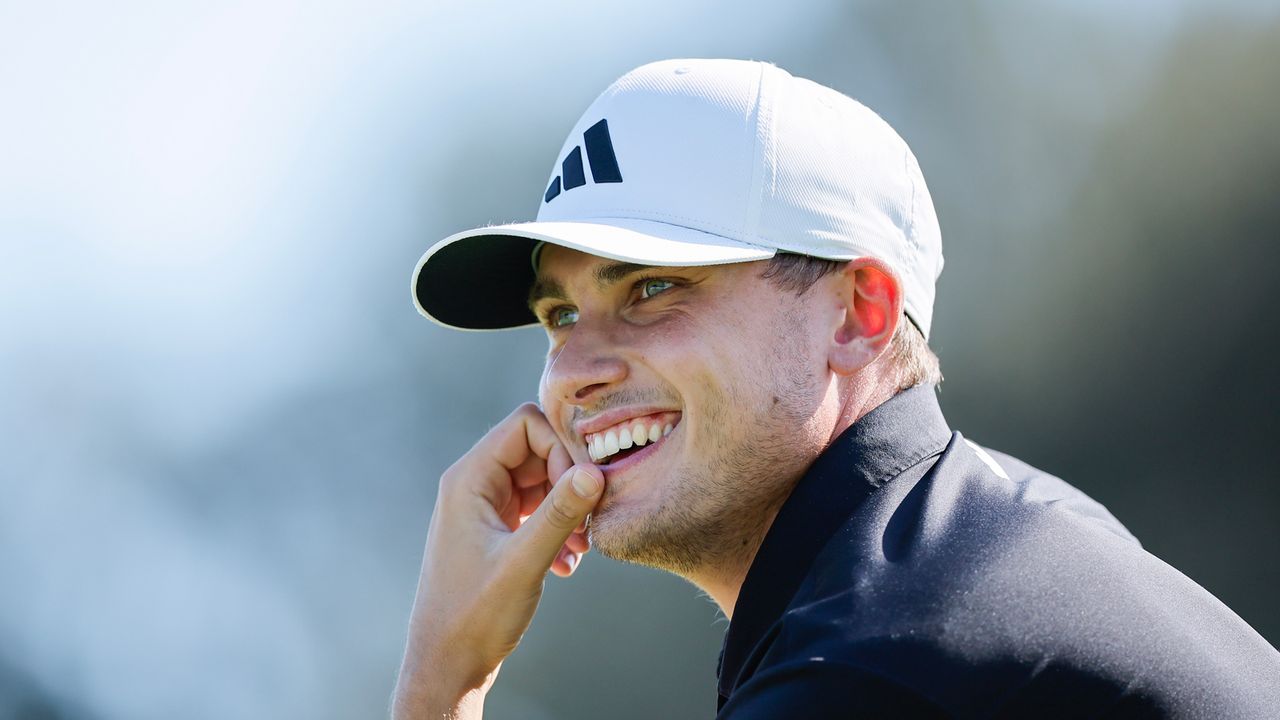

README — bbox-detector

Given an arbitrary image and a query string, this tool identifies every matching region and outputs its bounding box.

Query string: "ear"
[828,257,903,376]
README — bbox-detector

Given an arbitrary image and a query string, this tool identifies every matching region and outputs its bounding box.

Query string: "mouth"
[583,411,681,466]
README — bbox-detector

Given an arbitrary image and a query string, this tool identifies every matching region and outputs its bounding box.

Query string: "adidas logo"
[544,118,623,203]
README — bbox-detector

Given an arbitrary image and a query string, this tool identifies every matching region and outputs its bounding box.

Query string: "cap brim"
[411,218,776,331]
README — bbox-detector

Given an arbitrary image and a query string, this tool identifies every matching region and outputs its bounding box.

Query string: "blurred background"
[2,0,1278,717]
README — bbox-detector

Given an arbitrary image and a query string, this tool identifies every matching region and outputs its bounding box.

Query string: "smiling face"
[532,246,841,577]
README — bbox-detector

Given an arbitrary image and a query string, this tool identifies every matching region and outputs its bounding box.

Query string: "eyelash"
[539,275,681,328]
[634,274,678,299]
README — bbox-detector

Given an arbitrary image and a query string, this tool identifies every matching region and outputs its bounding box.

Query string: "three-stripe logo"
[544,118,623,203]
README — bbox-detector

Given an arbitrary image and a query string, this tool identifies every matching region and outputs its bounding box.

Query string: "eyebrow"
[527,261,657,314]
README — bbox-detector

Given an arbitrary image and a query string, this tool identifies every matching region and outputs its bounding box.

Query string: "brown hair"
[760,253,943,391]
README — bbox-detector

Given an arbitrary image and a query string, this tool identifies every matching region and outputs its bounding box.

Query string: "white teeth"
[587,417,679,463]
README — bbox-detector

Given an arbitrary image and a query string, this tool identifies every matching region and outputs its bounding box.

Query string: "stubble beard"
[587,360,823,582]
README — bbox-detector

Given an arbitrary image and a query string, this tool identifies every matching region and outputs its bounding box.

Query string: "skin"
[393,247,903,719]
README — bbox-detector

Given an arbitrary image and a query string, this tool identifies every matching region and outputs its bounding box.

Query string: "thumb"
[511,464,603,571]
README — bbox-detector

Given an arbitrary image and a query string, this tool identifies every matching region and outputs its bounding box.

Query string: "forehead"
[536,245,621,278]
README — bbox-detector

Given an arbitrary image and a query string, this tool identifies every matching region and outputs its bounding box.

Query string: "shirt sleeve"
[716,660,949,719]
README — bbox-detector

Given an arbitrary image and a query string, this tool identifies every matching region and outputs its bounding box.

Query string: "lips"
[581,410,681,462]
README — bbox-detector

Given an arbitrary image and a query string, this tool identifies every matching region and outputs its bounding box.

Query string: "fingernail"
[571,469,599,498]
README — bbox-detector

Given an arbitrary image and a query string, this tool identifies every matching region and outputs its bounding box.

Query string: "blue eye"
[550,307,578,327]
[640,278,675,299]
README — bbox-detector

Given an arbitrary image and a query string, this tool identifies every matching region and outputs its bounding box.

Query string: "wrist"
[391,684,485,720]
[393,647,493,720]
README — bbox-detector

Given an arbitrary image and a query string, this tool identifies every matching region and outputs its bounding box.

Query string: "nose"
[542,321,629,408]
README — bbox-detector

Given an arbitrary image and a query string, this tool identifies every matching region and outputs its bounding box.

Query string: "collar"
[716,384,953,700]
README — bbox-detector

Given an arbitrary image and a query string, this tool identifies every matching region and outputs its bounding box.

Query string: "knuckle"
[481,404,534,441]
[438,460,465,489]
[544,493,580,530]
[512,402,541,419]
[436,459,475,502]
[437,469,457,495]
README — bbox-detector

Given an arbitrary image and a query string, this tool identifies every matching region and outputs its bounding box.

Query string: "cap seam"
[904,148,921,255]
[743,62,770,242]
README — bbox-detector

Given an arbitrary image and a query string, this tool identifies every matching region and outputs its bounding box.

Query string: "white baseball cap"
[411,58,944,339]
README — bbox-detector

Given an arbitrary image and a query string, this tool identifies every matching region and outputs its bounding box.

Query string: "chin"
[592,453,665,524]
[586,485,640,552]
[585,475,710,576]
[587,484,654,556]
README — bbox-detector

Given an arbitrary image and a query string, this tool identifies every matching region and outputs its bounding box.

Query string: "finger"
[518,485,548,518]
[485,403,563,472]
[564,530,589,555]
[546,441,573,490]
[550,549,583,578]
[510,465,603,573]
[536,531,590,577]
[456,404,565,516]
[498,487,523,530]
[548,459,596,534]
[510,452,549,489]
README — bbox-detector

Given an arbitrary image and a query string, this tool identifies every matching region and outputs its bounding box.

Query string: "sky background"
[2,1,1279,718]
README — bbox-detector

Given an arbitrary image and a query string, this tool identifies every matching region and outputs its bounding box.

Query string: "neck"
[691,502,787,618]
[826,366,898,448]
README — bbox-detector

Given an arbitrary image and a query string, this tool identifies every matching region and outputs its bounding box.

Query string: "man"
[393,59,1280,718]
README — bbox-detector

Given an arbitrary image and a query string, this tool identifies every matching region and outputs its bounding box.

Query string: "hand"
[392,403,603,719]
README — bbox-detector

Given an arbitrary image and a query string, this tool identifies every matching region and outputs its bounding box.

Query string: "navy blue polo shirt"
[715,385,1280,718]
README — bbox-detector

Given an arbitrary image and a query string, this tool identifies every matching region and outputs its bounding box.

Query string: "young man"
[393,59,1280,718]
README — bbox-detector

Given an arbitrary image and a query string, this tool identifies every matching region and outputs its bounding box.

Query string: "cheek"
[617,310,695,365]
[673,327,767,418]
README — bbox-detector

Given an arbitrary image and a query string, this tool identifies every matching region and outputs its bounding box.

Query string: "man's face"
[532,246,838,575]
